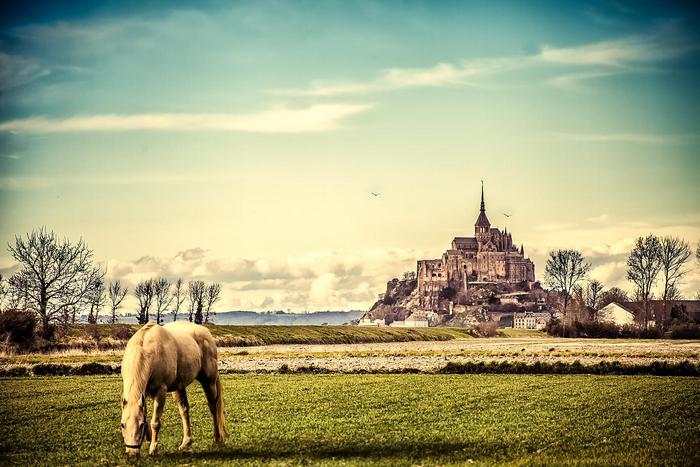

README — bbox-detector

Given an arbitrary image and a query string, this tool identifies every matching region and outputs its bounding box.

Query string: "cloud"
[272,59,520,97]
[0,174,233,190]
[588,214,610,224]
[54,247,421,311]
[0,52,50,91]
[275,22,696,97]
[539,21,696,67]
[0,103,373,134]
[550,132,691,144]
[547,70,620,89]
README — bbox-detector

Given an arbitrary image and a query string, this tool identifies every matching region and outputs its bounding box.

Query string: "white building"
[597,302,636,326]
[358,316,385,327]
[390,311,430,327]
[513,312,549,330]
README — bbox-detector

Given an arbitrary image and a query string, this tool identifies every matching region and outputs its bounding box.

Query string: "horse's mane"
[122,321,157,401]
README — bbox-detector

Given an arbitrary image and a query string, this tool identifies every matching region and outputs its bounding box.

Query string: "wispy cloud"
[539,21,696,67]
[272,59,522,97]
[547,70,621,89]
[0,103,373,134]
[0,52,50,91]
[277,21,696,96]
[551,132,692,144]
[587,214,610,224]
[0,174,234,190]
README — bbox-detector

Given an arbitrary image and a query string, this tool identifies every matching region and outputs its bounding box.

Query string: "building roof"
[453,237,477,246]
[475,183,491,227]
[475,211,491,227]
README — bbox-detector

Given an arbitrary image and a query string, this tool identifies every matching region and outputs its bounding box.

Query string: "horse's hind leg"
[201,377,225,444]
[172,389,192,450]
[148,386,167,455]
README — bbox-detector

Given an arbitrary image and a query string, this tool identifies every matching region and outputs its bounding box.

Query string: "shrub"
[669,323,700,339]
[82,323,100,343]
[475,321,498,337]
[32,363,72,376]
[0,309,37,349]
[574,321,620,338]
[110,325,134,340]
[548,319,665,339]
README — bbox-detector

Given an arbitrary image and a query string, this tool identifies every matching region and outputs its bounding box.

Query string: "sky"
[0,0,699,312]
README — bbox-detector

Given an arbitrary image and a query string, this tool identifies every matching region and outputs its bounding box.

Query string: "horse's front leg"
[172,389,192,450]
[149,387,167,455]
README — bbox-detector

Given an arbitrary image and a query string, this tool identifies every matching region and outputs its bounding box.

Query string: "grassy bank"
[205,325,475,346]
[1,374,698,466]
[23,324,479,352]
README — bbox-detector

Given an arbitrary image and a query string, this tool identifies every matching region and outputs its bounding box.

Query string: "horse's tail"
[215,376,227,440]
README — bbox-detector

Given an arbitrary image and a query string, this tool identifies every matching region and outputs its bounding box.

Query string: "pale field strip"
[2,338,699,372]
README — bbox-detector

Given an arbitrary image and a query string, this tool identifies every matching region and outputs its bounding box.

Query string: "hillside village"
[359,188,700,334]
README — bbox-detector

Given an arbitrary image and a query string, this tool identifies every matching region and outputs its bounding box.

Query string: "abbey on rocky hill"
[417,184,536,309]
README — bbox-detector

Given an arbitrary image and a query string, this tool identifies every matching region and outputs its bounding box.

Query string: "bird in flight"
[503,213,511,217]
[371,192,380,197]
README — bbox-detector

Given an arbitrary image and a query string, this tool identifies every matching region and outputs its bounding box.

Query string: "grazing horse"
[120,321,226,455]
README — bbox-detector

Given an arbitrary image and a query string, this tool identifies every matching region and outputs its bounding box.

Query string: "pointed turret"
[474,181,491,231]
[520,244,524,255]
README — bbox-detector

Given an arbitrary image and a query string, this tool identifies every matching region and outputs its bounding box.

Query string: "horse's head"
[121,393,149,456]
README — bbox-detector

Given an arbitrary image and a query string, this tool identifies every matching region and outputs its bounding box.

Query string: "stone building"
[417,185,536,309]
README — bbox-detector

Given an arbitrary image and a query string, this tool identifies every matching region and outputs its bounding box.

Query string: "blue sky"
[0,1,699,311]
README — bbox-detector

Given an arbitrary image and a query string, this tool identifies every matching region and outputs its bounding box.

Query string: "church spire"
[480,180,485,212]
[475,180,491,229]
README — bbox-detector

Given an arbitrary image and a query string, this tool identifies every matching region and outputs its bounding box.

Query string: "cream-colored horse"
[120,321,225,455]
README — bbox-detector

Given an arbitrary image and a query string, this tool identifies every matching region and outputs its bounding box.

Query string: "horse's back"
[163,322,219,383]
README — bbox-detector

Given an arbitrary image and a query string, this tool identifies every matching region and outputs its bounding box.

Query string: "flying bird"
[371,192,380,197]
[503,213,512,217]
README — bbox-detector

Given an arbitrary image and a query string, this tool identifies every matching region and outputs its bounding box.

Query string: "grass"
[496,328,547,338]
[205,325,475,346]
[52,324,477,349]
[0,374,698,466]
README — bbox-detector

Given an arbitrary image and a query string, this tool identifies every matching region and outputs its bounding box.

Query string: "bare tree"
[7,228,103,338]
[544,249,591,335]
[6,272,30,311]
[107,280,128,324]
[153,278,173,324]
[87,277,107,324]
[627,234,662,329]
[0,274,7,312]
[187,280,206,324]
[204,282,222,323]
[134,279,155,324]
[172,278,185,322]
[584,279,605,317]
[597,287,629,309]
[658,236,691,330]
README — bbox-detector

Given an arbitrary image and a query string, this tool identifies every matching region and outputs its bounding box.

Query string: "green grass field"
[1,374,698,466]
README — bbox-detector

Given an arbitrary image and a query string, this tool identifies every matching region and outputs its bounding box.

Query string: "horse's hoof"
[178,442,192,451]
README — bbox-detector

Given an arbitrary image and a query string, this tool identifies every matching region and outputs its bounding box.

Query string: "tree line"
[544,234,699,335]
[0,228,222,338]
